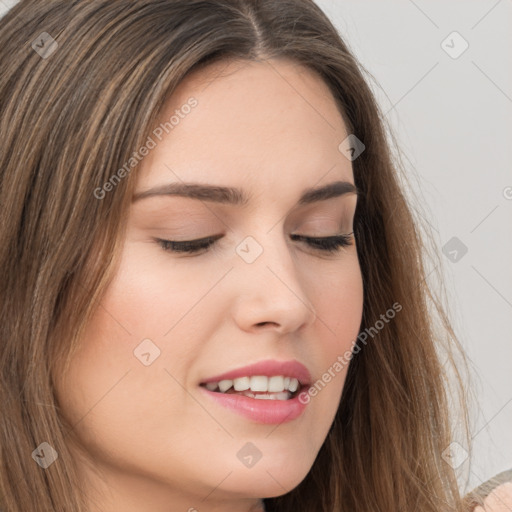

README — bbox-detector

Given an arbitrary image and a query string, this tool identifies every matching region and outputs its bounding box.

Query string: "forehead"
[136,57,353,199]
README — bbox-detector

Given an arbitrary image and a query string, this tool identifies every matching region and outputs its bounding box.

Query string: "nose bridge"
[232,226,316,332]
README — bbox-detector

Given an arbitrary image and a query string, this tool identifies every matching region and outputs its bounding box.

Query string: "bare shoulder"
[465,470,512,512]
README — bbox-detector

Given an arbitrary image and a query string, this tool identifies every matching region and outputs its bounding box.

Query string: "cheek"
[54,240,228,435]
[302,253,363,418]
[52,277,215,485]
[310,252,364,351]
[94,239,230,339]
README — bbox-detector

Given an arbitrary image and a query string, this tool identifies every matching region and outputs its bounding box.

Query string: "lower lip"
[199,387,309,424]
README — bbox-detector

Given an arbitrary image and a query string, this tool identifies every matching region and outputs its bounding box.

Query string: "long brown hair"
[0,1,470,510]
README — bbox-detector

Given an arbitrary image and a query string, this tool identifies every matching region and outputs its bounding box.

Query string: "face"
[55,58,364,512]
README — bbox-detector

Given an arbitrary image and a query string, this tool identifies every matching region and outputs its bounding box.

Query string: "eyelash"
[156,233,354,255]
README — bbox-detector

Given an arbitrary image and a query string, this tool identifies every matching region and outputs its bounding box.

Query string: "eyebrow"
[132,180,358,206]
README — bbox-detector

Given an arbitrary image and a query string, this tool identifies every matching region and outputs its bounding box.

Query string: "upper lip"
[200,359,312,386]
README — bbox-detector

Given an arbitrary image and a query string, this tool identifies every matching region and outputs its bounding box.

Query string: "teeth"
[218,379,233,393]
[240,391,290,401]
[268,376,285,392]
[250,375,268,392]
[204,375,302,394]
[233,377,250,391]
[288,378,299,393]
[252,392,289,401]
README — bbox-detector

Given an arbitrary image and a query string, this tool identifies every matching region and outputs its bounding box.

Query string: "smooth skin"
[474,483,512,512]
[55,57,364,512]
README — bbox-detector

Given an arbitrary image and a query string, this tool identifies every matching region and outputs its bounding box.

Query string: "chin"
[216,457,312,499]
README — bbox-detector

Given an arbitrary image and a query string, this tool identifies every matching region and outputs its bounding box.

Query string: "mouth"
[197,359,312,424]
[199,375,307,401]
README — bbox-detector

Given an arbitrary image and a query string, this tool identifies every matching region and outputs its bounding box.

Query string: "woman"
[0,1,507,511]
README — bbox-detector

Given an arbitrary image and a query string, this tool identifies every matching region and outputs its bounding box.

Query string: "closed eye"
[155,233,353,255]
[290,233,353,253]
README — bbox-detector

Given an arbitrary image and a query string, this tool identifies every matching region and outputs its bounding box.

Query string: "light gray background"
[1,0,510,493]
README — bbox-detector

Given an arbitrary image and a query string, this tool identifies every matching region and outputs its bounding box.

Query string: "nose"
[231,232,317,335]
